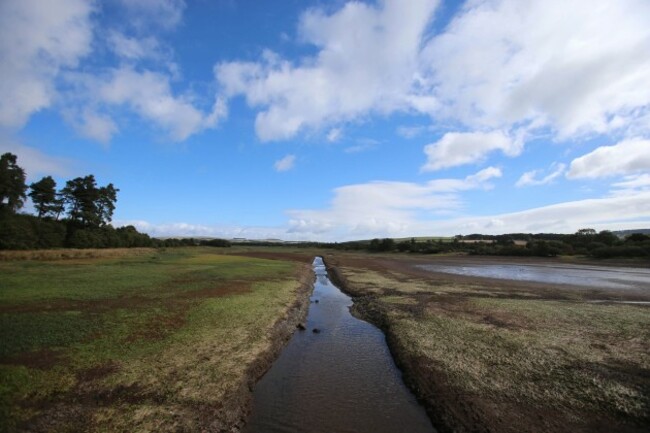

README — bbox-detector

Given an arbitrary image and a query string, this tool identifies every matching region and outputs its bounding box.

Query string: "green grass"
[0,247,308,432]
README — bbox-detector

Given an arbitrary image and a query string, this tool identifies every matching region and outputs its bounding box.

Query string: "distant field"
[326,253,650,433]
[0,247,311,432]
[391,236,453,242]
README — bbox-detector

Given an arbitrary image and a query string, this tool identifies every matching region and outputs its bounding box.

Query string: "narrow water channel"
[244,257,436,433]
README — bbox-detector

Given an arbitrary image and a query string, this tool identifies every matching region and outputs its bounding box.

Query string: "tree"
[97,183,118,225]
[62,175,118,227]
[576,228,597,238]
[0,153,27,213]
[29,176,62,218]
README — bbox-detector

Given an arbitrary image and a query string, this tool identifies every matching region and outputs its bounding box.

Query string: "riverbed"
[244,257,435,433]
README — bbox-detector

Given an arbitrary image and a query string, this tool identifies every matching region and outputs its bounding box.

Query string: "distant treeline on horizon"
[325,229,650,259]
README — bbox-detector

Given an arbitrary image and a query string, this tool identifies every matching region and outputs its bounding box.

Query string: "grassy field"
[0,247,311,432]
[326,253,650,433]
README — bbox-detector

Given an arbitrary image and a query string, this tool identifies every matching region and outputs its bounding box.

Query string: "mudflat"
[325,252,650,433]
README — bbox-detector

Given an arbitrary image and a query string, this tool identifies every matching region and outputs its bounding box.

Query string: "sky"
[1,0,649,241]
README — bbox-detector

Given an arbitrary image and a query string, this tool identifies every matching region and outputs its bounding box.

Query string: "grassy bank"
[325,253,650,433]
[0,247,312,432]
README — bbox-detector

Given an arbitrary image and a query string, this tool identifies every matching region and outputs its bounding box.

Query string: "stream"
[244,257,436,433]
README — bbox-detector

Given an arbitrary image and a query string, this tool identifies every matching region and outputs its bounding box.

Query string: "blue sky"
[1,0,649,241]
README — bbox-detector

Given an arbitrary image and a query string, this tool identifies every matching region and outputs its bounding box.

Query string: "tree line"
[0,152,151,249]
[326,228,650,259]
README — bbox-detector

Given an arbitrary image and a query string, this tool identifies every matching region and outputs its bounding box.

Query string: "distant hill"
[613,229,650,238]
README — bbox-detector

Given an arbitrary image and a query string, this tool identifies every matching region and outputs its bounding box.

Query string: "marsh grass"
[0,247,307,432]
[337,261,650,430]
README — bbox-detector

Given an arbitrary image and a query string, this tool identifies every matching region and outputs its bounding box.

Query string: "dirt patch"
[175,280,252,300]
[1,348,64,370]
[76,363,120,383]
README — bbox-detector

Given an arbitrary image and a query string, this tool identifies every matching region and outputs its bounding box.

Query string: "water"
[244,257,436,433]
[416,262,650,290]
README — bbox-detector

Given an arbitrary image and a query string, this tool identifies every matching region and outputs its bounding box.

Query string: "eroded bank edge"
[216,262,314,433]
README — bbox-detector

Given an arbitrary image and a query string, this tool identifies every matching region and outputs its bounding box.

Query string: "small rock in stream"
[297,323,306,331]
[312,328,321,334]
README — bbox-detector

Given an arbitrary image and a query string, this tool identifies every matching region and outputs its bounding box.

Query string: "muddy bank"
[209,263,314,432]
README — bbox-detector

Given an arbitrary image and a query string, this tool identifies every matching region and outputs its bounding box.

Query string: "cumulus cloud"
[422,130,520,171]
[287,167,501,238]
[274,154,296,172]
[62,108,118,144]
[567,138,650,179]
[421,0,650,138]
[213,0,650,150]
[67,67,227,142]
[0,0,94,128]
[516,163,566,187]
[215,0,438,141]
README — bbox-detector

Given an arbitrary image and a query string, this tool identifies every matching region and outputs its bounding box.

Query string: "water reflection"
[417,263,650,290]
[244,257,436,433]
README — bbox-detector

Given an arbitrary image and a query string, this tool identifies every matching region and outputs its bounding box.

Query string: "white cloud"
[567,138,650,179]
[81,67,227,142]
[610,174,650,197]
[289,188,650,240]
[122,189,650,242]
[397,125,428,139]
[516,162,566,187]
[215,0,439,141]
[63,108,118,143]
[422,130,520,171]
[0,138,73,180]
[344,138,380,154]
[214,0,650,148]
[107,31,164,61]
[117,0,186,30]
[326,128,342,143]
[612,174,650,191]
[420,0,650,138]
[435,191,650,236]
[0,0,94,128]
[274,154,296,172]
[287,167,501,238]
[116,219,306,241]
